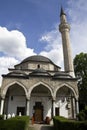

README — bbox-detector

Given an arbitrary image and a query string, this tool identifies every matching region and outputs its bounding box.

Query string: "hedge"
[77,106,87,121]
[53,116,87,130]
[0,116,29,130]
[0,115,4,120]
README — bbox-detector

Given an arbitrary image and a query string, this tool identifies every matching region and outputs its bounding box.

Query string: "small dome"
[53,72,72,79]
[7,71,27,77]
[29,67,50,76]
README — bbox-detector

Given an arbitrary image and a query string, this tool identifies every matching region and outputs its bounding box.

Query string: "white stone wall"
[55,97,68,118]
[7,86,26,115]
[8,95,26,115]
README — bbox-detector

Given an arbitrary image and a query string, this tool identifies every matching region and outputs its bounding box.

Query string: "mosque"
[0,8,79,122]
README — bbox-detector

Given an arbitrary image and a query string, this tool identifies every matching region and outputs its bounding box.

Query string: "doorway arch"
[30,82,53,122]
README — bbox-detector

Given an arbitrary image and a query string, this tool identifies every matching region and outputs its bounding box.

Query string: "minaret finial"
[60,6,66,17]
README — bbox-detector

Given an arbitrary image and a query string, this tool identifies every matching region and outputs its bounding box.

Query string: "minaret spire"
[60,6,66,16]
[59,8,75,77]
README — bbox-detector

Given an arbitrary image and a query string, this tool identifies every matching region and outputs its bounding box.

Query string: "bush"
[77,111,86,121]
[77,106,87,121]
[53,116,87,130]
[0,116,29,130]
[0,115,4,120]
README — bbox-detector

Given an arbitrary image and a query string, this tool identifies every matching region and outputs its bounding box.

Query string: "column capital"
[0,94,5,100]
[52,96,56,101]
[26,96,30,101]
[75,98,79,102]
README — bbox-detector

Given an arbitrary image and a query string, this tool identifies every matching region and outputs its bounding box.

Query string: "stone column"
[53,100,55,117]
[26,98,30,116]
[52,97,56,117]
[76,99,79,114]
[0,97,5,115]
[72,97,76,119]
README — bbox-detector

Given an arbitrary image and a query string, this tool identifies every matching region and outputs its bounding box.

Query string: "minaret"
[59,7,75,77]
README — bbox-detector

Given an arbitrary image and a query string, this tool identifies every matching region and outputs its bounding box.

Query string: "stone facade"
[0,55,79,120]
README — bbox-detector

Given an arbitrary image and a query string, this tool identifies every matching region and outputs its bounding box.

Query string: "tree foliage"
[74,52,87,110]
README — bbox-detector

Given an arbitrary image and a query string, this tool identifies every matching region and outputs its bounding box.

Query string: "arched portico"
[0,82,28,115]
[2,81,28,97]
[28,81,53,98]
[29,82,53,122]
[54,83,78,99]
[54,83,78,119]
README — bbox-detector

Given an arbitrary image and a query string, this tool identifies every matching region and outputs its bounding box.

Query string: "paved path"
[29,124,54,130]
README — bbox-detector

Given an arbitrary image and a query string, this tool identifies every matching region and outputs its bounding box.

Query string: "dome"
[29,67,50,76]
[6,71,27,77]
[15,55,61,71]
[21,55,54,64]
[53,72,72,79]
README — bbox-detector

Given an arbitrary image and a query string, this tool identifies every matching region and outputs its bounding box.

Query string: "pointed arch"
[2,81,28,97]
[28,81,53,97]
[54,83,78,99]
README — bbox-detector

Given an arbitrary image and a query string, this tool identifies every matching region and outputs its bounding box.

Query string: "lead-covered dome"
[21,55,54,64]
[53,72,72,79]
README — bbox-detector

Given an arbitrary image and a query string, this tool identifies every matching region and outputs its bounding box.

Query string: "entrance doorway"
[33,102,43,122]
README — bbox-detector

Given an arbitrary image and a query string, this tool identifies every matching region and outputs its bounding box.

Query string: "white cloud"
[70,23,87,56]
[39,26,61,50]
[0,26,36,86]
[66,0,87,57]
[39,26,63,68]
[0,57,19,85]
[68,0,87,13]
[0,57,18,68]
[40,47,63,68]
[0,27,36,60]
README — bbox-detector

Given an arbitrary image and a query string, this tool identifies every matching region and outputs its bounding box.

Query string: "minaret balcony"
[59,23,70,32]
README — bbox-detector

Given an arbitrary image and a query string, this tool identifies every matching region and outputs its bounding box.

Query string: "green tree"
[74,52,87,110]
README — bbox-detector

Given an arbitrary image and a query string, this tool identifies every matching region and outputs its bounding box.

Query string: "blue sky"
[0,0,87,84]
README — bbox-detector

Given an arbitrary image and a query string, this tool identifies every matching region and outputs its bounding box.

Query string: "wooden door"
[33,102,43,122]
[35,108,43,122]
